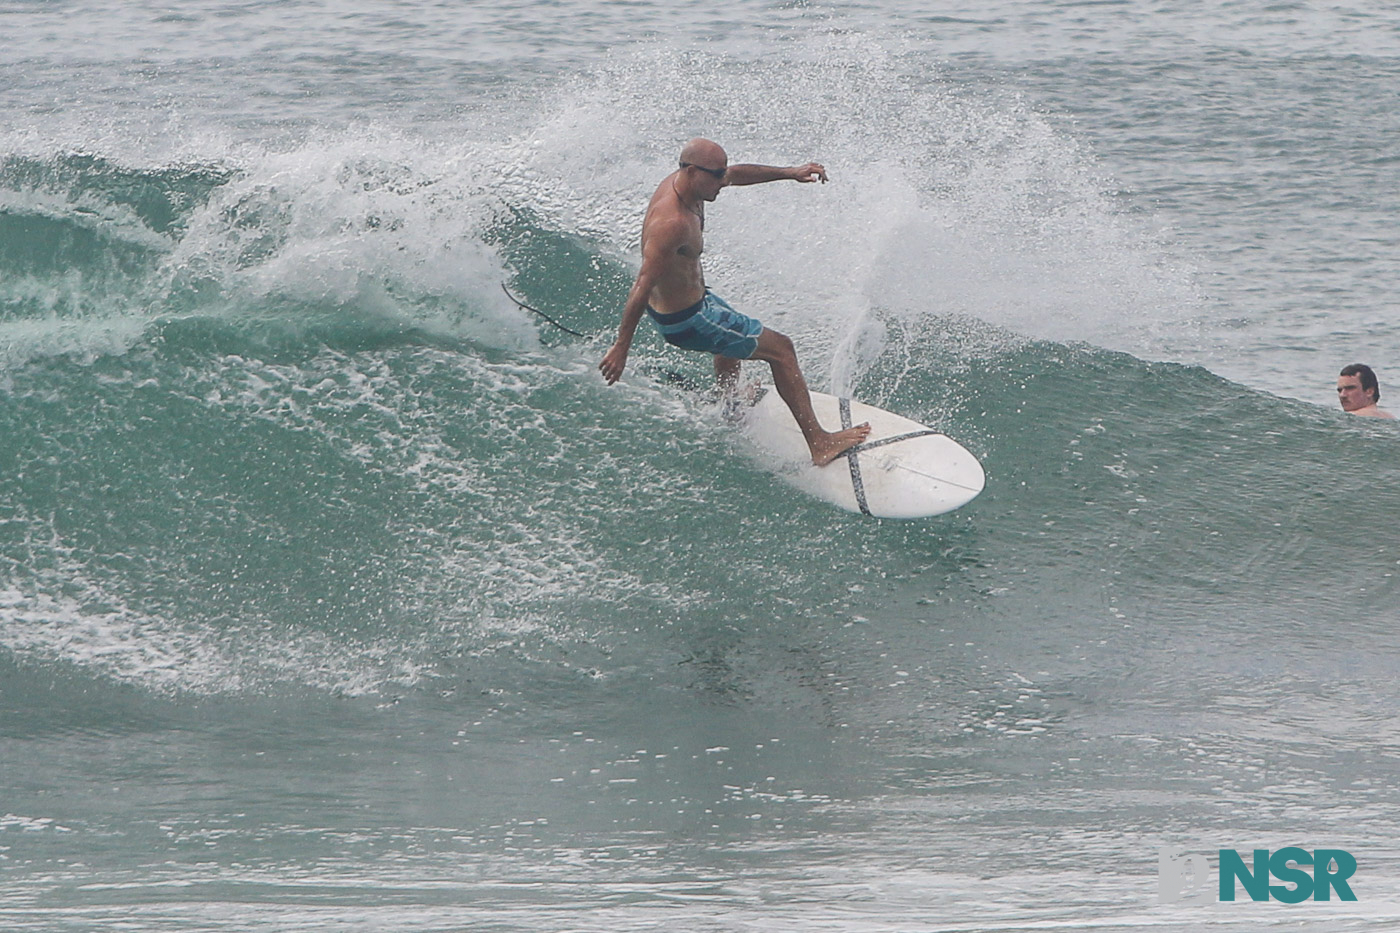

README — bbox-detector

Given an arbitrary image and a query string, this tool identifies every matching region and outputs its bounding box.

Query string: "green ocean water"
[5,3,1400,930]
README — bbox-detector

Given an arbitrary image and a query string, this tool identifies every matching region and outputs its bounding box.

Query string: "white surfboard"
[740,387,984,518]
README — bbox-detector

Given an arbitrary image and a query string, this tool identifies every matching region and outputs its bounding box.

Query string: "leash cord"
[500,283,590,338]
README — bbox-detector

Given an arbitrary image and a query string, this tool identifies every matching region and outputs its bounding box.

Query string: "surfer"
[599,138,871,467]
[1337,363,1394,419]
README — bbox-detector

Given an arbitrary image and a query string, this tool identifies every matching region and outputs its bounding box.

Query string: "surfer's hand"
[792,162,827,184]
[599,342,628,384]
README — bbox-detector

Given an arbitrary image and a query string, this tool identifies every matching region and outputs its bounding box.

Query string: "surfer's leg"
[714,354,741,396]
[750,328,869,467]
[713,354,744,421]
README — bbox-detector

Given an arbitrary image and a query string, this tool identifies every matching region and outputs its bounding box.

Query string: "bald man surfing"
[599,138,870,466]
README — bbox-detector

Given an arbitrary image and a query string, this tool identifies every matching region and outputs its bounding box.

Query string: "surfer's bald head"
[679,138,727,171]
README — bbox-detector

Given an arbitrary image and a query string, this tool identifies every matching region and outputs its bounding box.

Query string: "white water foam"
[0,128,570,367]
[152,131,542,350]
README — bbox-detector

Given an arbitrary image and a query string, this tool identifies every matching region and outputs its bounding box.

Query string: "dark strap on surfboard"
[842,429,944,455]
[837,398,948,516]
[839,397,872,515]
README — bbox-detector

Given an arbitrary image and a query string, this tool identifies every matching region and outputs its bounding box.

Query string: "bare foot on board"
[809,422,871,467]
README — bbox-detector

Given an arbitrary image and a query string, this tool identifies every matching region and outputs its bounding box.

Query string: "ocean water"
[3,2,1400,930]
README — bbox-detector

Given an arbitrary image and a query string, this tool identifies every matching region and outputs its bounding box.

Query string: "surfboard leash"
[500,282,590,339]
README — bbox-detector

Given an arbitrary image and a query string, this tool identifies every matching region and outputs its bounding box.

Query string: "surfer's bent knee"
[756,328,797,364]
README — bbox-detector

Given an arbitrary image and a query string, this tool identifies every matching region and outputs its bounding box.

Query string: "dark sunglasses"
[680,161,727,180]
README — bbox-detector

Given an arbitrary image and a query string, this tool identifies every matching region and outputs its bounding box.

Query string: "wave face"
[3,14,1400,932]
[8,142,1389,699]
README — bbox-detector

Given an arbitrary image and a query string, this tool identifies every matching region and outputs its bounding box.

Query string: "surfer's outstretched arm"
[724,162,827,186]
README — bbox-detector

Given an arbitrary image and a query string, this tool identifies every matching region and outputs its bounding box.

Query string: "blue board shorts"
[646,291,763,360]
